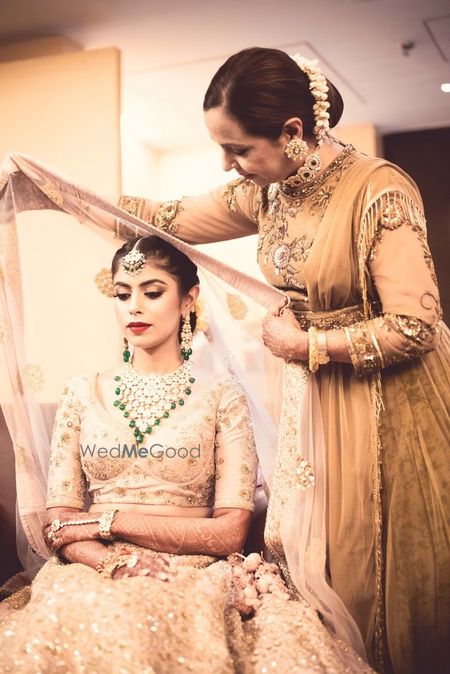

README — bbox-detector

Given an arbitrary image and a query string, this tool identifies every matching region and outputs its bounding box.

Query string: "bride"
[0,231,373,673]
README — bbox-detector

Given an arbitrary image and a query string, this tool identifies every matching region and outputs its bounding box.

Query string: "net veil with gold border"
[0,153,365,658]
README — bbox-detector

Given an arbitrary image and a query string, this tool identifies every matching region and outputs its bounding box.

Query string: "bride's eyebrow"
[114,279,168,289]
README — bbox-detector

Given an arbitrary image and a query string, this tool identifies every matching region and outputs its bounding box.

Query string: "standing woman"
[119,48,449,674]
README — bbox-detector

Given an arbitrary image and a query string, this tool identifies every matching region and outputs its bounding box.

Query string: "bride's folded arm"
[108,506,253,557]
[44,506,110,568]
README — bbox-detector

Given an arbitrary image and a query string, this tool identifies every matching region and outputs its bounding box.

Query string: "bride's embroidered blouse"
[46,366,258,512]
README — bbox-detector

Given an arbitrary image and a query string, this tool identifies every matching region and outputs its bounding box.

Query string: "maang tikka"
[122,240,146,275]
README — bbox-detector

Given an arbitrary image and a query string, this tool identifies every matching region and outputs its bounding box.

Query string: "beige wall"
[0,46,121,191]
[0,44,123,573]
[0,47,123,401]
[334,123,380,157]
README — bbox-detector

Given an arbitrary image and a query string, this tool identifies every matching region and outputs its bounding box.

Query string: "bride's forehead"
[114,260,175,286]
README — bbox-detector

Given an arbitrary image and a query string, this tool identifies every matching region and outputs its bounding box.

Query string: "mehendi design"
[113,509,251,557]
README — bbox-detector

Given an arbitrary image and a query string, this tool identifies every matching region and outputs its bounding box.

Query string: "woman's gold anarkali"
[117,146,450,674]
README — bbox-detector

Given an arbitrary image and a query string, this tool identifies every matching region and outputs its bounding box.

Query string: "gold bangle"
[316,330,330,366]
[308,326,320,373]
[98,509,118,541]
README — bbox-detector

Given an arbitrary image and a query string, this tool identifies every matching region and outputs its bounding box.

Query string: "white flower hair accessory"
[290,55,331,146]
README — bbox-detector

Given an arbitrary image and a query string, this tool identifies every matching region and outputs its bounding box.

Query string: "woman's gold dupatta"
[300,155,425,669]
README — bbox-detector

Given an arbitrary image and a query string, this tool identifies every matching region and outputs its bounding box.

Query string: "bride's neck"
[130,342,183,375]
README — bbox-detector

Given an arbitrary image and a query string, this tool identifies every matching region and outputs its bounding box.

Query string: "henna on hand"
[262,309,308,361]
[111,508,252,557]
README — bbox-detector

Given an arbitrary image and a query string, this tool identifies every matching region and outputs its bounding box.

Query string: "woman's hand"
[108,548,174,582]
[44,511,100,553]
[262,305,308,361]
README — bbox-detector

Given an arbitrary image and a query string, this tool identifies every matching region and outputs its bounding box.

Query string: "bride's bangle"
[98,509,118,541]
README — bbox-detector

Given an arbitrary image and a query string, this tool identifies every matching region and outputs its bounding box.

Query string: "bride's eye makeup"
[145,291,163,299]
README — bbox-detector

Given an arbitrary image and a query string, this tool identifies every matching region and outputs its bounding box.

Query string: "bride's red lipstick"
[127,322,151,334]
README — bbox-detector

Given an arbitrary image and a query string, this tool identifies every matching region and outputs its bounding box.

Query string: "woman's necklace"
[113,361,195,444]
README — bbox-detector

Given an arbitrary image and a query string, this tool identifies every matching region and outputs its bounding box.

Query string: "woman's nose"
[222,150,236,172]
[129,294,143,314]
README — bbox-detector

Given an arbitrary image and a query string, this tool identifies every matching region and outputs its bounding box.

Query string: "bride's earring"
[123,337,131,363]
[180,313,193,361]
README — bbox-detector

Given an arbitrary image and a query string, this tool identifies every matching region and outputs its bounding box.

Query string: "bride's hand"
[110,549,173,581]
[262,304,308,361]
[44,512,100,552]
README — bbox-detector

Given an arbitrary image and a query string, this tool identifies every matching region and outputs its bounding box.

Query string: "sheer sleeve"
[345,191,442,377]
[118,177,260,244]
[214,378,258,512]
[46,378,86,508]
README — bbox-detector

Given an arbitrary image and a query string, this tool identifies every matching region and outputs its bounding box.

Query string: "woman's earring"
[123,337,131,363]
[180,314,193,361]
[284,138,308,162]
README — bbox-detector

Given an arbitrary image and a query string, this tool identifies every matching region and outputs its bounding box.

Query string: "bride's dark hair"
[112,236,199,332]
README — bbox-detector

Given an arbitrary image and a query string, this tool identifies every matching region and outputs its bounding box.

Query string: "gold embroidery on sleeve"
[381,313,439,365]
[368,192,440,293]
[118,195,145,220]
[154,201,182,234]
[344,323,384,377]
[222,178,248,213]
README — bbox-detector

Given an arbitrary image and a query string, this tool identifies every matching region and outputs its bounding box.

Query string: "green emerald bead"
[113,400,120,407]
[163,411,169,418]
[124,411,129,418]
[146,427,152,434]
[154,419,160,425]
[179,399,185,406]
[115,387,121,395]
[171,402,176,409]
[185,387,191,395]
[187,348,192,355]
[123,350,131,359]
[114,375,121,382]
[189,377,195,384]
[119,403,126,411]
[183,353,190,361]
[129,420,136,428]
[134,428,140,438]
[136,434,144,444]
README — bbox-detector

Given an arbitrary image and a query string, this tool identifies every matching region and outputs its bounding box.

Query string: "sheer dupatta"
[0,153,366,658]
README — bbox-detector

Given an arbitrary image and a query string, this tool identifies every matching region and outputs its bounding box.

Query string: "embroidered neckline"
[275,144,356,200]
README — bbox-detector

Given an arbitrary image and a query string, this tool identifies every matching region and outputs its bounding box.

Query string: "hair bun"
[326,80,344,129]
